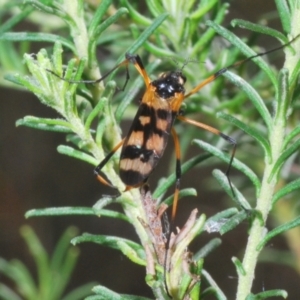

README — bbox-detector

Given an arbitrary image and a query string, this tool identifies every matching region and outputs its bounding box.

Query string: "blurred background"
[1,0,300,299]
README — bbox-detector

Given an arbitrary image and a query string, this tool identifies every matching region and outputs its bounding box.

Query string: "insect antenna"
[46,56,133,91]
[185,33,300,99]
[180,57,198,72]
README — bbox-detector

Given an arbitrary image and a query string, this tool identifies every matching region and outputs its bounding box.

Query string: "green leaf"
[289,57,300,87]
[24,0,67,18]
[0,283,22,300]
[0,6,34,35]
[124,12,169,55]
[16,116,73,132]
[193,140,261,194]
[193,238,222,260]
[232,257,246,276]
[191,3,228,56]
[189,259,202,300]
[259,248,294,268]
[206,20,277,90]
[212,169,251,209]
[0,40,25,73]
[62,282,96,300]
[272,178,300,205]
[50,227,78,274]
[206,208,239,228]
[246,289,288,300]
[146,0,163,17]
[86,285,152,300]
[92,8,128,40]
[231,19,287,43]
[20,226,49,296]
[269,139,300,182]
[257,216,300,251]
[275,0,291,33]
[275,68,289,123]
[220,210,248,235]
[120,0,152,26]
[0,258,37,299]
[190,0,218,20]
[25,207,130,222]
[105,12,168,82]
[57,145,98,165]
[88,0,113,37]
[49,229,80,300]
[162,188,197,207]
[85,97,107,131]
[217,112,271,158]
[201,269,227,300]
[7,260,37,299]
[71,234,144,255]
[222,71,272,131]
[140,39,175,57]
[52,41,63,75]
[0,32,75,52]
[117,240,146,266]
[153,153,212,199]
[282,123,300,149]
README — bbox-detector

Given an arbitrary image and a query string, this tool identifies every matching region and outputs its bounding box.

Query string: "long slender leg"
[177,115,236,195]
[94,139,125,188]
[47,53,151,90]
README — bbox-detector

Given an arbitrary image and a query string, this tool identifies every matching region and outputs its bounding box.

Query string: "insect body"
[119,70,184,186]
[94,53,235,223]
[94,33,300,223]
[47,33,300,298]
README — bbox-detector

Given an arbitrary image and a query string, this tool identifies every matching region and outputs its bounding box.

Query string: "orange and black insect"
[94,53,237,224]
[94,33,300,224]
[48,34,300,236]
[48,33,299,296]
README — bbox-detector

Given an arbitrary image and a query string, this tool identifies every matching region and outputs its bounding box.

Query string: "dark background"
[1,1,300,299]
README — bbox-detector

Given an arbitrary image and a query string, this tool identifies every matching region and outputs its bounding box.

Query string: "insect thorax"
[151,71,186,99]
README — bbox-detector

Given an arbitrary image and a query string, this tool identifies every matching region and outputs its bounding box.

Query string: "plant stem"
[236,127,283,299]
[236,5,300,298]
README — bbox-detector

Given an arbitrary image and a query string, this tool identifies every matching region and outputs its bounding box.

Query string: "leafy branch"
[1,0,300,299]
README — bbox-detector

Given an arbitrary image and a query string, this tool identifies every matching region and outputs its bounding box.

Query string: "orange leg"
[177,115,236,195]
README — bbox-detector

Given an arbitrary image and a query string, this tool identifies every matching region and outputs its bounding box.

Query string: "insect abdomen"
[119,102,174,186]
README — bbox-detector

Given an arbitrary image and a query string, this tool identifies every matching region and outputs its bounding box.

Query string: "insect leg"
[177,115,236,195]
[94,139,125,188]
[125,53,151,86]
[47,53,151,90]
[47,58,131,84]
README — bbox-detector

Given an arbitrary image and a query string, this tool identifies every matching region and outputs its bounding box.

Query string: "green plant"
[1,0,300,299]
[0,226,95,300]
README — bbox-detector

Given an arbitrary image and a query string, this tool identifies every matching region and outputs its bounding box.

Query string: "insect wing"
[120,97,174,186]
